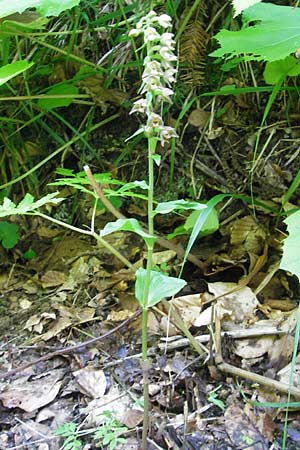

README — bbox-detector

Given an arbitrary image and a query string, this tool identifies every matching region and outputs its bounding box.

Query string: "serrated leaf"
[99,218,156,247]
[211,3,300,62]
[0,192,63,217]
[155,199,207,215]
[135,268,186,308]
[0,0,80,18]
[0,61,34,86]
[280,209,300,279]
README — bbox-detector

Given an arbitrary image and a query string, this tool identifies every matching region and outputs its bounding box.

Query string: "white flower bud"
[129,28,141,37]
[130,98,147,114]
[163,68,177,84]
[156,87,174,103]
[147,112,164,129]
[160,46,177,62]
[160,32,175,48]
[144,27,160,43]
[156,14,172,28]
[141,75,163,93]
[159,126,178,145]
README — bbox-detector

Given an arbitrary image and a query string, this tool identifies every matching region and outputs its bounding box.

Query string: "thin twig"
[0,309,141,380]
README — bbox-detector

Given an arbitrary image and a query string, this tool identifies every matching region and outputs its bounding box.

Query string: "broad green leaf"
[0,0,80,18]
[0,192,63,217]
[280,210,300,279]
[211,3,300,62]
[182,194,227,274]
[135,268,186,308]
[155,199,207,215]
[185,208,219,236]
[166,207,219,239]
[38,84,78,110]
[0,221,19,248]
[231,0,261,17]
[264,56,300,85]
[100,218,156,247]
[0,61,34,86]
[0,12,48,33]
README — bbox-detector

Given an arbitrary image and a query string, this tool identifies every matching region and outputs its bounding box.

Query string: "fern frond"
[179,18,208,87]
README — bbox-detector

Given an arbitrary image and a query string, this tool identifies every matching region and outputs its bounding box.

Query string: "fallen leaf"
[73,367,107,398]
[0,370,64,412]
[225,404,269,449]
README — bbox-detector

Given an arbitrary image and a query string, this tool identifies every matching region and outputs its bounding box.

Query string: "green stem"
[141,136,157,450]
[35,212,133,269]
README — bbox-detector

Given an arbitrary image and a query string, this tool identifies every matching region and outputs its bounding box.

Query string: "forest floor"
[1,91,300,450]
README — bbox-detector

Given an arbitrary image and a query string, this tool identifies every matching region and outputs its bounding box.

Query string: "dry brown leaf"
[119,409,143,428]
[207,282,259,325]
[0,370,64,412]
[107,309,133,322]
[225,404,269,449]
[73,367,107,398]
[40,270,66,288]
[229,215,266,255]
[24,312,56,334]
[234,336,275,359]
[81,385,132,427]
[188,108,210,129]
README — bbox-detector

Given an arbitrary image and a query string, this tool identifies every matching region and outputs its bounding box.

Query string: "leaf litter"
[0,207,300,450]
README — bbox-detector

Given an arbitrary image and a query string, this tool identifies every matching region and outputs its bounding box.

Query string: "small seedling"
[54,422,82,450]
[94,411,128,450]
[207,385,225,411]
[54,412,128,450]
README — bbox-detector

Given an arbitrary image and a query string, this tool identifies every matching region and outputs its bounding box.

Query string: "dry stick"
[157,326,286,351]
[214,313,300,398]
[0,309,142,380]
[161,300,208,357]
[83,165,205,272]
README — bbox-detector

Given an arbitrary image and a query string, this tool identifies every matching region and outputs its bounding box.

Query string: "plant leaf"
[38,83,78,110]
[184,208,219,236]
[155,199,207,215]
[0,222,19,248]
[0,61,34,86]
[211,3,300,62]
[280,210,300,279]
[100,218,156,247]
[0,192,63,217]
[264,56,300,85]
[135,268,186,308]
[0,0,81,18]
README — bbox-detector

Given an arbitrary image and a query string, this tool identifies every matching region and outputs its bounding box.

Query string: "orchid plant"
[127,11,210,447]
[0,9,210,448]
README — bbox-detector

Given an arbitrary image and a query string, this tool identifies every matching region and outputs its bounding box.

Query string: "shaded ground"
[1,107,300,449]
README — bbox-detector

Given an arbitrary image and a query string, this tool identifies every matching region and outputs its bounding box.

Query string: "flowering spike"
[129,11,178,146]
